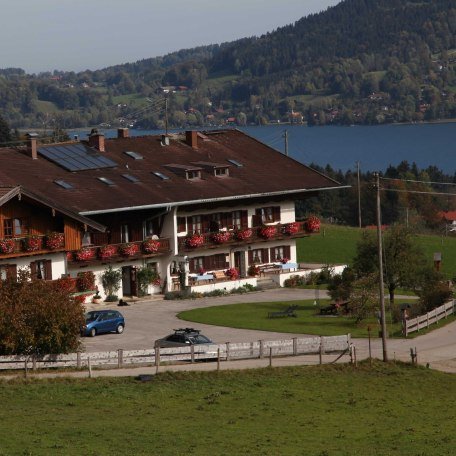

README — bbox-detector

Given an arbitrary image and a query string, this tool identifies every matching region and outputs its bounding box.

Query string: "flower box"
[211,231,232,244]
[235,228,253,241]
[185,234,204,248]
[98,244,118,260]
[0,238,15,254]
[45,232,64,249]
[305,216,320,233]
[119,243,140,256]
[75,247,96,262]
[258,226,277,239]
[23,236,43,252]
[142,239,160,253]
[282,222,300,235]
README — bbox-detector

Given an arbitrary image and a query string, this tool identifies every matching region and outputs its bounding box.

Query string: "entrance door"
[234,251,246,278]
[122,266,138,296]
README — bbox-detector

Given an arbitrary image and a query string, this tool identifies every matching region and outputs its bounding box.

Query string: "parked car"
[81,310,125,337]
[155,328,213,348]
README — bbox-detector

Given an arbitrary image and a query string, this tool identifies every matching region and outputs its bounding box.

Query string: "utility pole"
[356,161,362,228]
[375,172,388,362]
[283,129,288,156]
[165,95,169,136]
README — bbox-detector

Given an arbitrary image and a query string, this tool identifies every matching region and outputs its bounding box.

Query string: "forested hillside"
[1,0,456,129]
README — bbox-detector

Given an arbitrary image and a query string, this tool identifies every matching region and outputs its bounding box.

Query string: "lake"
[71,122,456,174]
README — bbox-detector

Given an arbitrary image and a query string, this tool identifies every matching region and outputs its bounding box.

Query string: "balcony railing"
[178,221,319,252]
[0,233,65,257]
[67,238,171,264]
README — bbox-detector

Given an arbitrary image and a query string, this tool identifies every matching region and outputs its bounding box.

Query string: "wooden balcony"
[178,221,318,253]
[0,233,66,259]
[67,237,171,265]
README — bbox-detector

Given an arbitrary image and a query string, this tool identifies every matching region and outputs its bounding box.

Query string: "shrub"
[76,271,95,292]
[137,267,161,296]
[101,266,122,298]
[247,265,260,276]
[284,275,306,287]
[225,267,239,280]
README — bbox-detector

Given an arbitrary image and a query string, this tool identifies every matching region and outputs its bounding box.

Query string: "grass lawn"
[1,363,455,455]
[179,300,407,338]
[298,224,456,278]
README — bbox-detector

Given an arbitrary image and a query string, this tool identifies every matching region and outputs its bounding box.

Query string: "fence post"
[155,346,160,374]
[226,342,231,361]
[349,344,354,365]
[77,352,81,369]
[88,356,92,378]
[32,356,37,371]
[293,337,298,356]
[319,336,324,365]
[191,345,195,363]
[217,348,220,371]
[426,312,429,328]
[259,340,264,359]
[24,357,28,380]
[117,349,123,369]
[269,347,273,367]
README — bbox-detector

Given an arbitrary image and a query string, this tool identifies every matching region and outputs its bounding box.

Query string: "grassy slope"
[1,364,455,455]
[297,225,456,277]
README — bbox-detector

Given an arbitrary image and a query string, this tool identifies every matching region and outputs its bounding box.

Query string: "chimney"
[26,132,39,159]
[186,130,198,149]
[88,129,105,152]
[117,128,129,139]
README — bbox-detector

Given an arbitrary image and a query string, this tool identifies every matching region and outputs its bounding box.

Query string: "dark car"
[155,328,213,348]
[81,310,125,337]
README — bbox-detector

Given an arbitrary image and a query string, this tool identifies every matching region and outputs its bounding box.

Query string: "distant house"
[438,211,456,231]
[288,111,304,124]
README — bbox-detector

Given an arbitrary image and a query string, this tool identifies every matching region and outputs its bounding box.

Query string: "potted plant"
[45,232,64,249]
[23,235,42,252]
[142,238,160,253]
[0,238,15,254]
[98,244,118,260]
[247,265,260,277]
[101,266,122,302]
[92,290,103,304]
[225,267,239,280]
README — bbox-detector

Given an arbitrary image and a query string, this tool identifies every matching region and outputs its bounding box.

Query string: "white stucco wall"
[0,252,67,280]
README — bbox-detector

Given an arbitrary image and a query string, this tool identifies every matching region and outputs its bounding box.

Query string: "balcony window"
[188,216,202,234]
[120,224,130,243]
[255,206,280,224]
[3,218,27,238]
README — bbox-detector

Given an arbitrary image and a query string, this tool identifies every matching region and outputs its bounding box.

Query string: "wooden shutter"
[248,250,253,264]
[30,261,37,280]
[262,248,269,264]
[6,264,17,281]
[252,214,262,227]
[273,206,281,222]
[189,258,197,273]
[177,217,186,232]
[44,260,52,280]
[201,215,210,233]
[283,245,291,259]
[241,210,248,229]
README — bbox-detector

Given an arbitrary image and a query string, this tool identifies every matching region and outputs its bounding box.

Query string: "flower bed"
[185,234,204,248]
[211,231,232,244]
[75,247,96,262]
[258,226,277,239]
[0,238,15,254]
[305,216,320,233]
[119,243,140,256]
[235,228,253,241]
[142,239,160,253]
[282,222,300,235]
[98,244,118,260]
[45,232,64,250]
[23,236,43,252]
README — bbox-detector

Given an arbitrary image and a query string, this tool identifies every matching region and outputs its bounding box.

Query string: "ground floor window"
[30,260,52,280]
[0,264,17,281]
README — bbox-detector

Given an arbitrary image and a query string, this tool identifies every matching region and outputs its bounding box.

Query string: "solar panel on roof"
[227,159,243,167]
[38,143,118,171]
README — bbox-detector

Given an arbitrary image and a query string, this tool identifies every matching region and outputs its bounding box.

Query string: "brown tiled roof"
[0,129,342,215]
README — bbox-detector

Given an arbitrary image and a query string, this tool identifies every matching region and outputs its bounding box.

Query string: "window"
[30,260,52,280]
[124,151,143,160]
[271,245,291,262]
[122,174,140,183]
[186,170,201,180]
[144,220,157,238]
[177,217,187,233]
[188,216,202,234]
[215,167,229,177]
[227,159,243,167]
[98,177,115,186]
[190,257,205,273]
[82,232,92,246]
[153,171,170,180]
[120,224,130,243]
[0,264,17,281]
[255,206,280,223]
[249,248,269,265]
[3,218,27,238]
[54,179,74,189]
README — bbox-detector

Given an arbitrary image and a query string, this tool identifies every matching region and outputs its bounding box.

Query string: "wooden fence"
[405,300,455,336]
[0,334,351,371]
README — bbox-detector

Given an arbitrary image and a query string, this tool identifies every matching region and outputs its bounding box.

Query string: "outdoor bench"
[268,304,298,318]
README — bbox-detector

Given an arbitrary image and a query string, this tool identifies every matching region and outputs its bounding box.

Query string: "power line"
[381,188,456,197]
[380,176,456,187]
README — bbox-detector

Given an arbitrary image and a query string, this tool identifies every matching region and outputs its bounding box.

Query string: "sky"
[0,0,341,74]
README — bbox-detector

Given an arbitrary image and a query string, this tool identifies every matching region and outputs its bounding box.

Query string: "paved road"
[79,289,456,373]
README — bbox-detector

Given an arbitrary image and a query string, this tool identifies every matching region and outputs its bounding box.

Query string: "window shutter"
[241,210,248,229]
[177,217,186,232]
[189,258,197,273]
[284,245,291,259]
[30,261,37,280]
[222,212,233,229]
[44,260,52,280]
[273,206,281,222]
[262,248,269,263]
[6,264,17,281]
[201,215,210,233]
[203,256,211,270]
[248,250,253,264]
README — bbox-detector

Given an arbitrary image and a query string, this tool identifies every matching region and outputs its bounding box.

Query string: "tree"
[348,273,379,323]
[327,267,355,302]
[0,272,84,356]
[0,114,12,145]
[352,225,426,305]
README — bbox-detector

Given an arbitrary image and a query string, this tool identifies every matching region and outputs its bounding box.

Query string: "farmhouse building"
[0,128,342,300]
